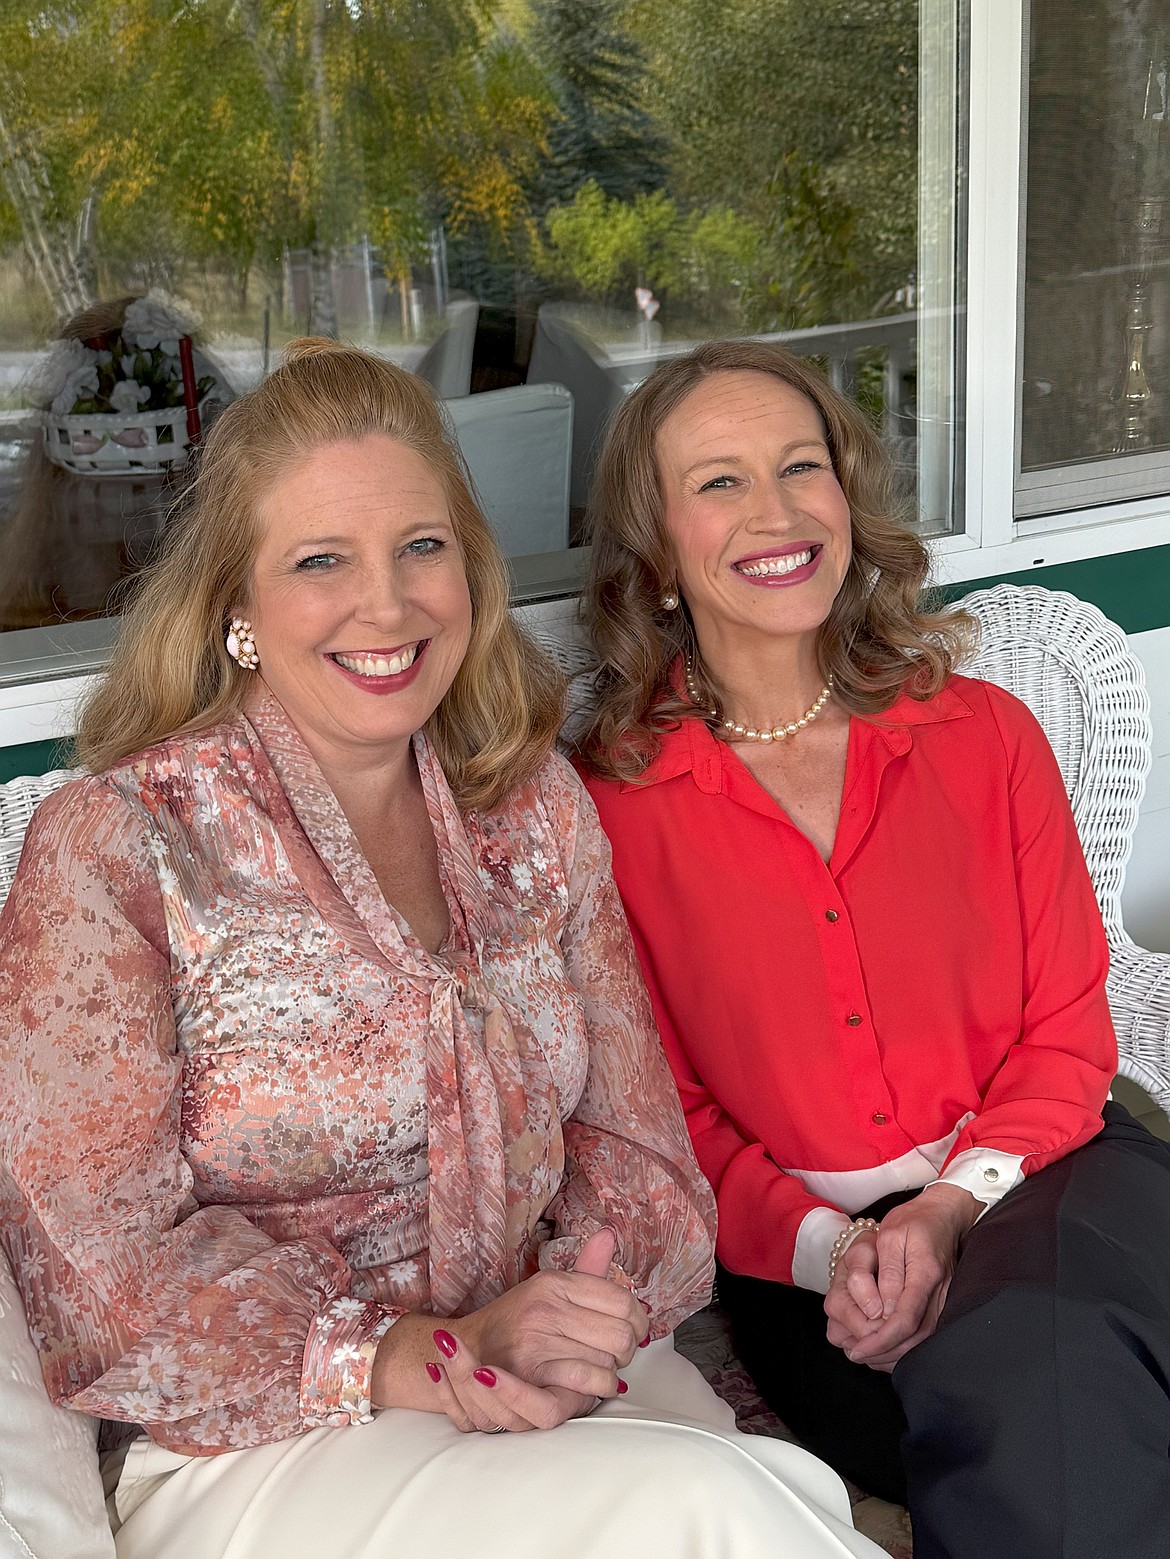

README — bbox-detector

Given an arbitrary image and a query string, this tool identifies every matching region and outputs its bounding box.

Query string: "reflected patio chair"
[413,300,479,400]
[446,383,572,558]
[526,306,627,514]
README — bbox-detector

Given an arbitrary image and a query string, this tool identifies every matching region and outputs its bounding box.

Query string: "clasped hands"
[824,1184,981,1372]
[373,1227,648,1434]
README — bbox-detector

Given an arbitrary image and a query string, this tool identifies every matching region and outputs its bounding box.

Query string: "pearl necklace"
[685,660,834,743]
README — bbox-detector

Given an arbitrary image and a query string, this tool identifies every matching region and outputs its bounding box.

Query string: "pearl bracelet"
[827,1217,880,1289]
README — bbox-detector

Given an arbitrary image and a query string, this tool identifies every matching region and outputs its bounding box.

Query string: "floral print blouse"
[0,691,715,1454]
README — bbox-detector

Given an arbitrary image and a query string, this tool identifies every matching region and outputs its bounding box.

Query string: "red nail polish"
[473,1368,497,1387]
[638,1297,651,1312]
[616,1378,628,1394]
[638,1333,651,1347]
[425,1362,442,1383]
[433,1329,458,1359]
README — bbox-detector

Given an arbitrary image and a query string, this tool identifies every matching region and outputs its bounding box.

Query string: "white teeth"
[738,549,814,578]
[334,644,420,677]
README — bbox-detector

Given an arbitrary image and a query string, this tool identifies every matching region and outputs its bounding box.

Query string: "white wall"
[1122,626,1170,954]
[0,674,90,749]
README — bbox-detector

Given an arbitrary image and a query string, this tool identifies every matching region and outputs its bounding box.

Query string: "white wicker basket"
[40,401,206,477]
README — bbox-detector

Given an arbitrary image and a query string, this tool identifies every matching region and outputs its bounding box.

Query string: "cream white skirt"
[113,1338,884,1558]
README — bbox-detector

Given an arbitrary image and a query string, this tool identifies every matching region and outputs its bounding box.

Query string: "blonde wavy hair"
[76,339,564,811]
[577,339,974,780]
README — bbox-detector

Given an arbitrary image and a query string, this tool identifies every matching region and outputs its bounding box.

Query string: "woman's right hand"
[823,1185,976,1371]
[371,1230,647,1420]
[425,1327,603,1434]
[449,1228,649,1400]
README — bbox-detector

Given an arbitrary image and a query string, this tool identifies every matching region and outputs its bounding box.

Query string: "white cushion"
[0,1244,114,1558]
[446,383,573,557]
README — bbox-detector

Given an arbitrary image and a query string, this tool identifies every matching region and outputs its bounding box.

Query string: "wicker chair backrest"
[0,768,78,913]
[960,583,1152,943]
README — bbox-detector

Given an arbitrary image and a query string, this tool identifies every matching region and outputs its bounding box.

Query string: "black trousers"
[718,1105,1170,1559]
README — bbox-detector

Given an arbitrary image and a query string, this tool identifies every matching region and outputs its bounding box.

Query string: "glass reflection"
[1020,0,1170,514]
[0,0,964,640]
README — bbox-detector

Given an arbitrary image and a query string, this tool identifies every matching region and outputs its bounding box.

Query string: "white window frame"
[932,0,1170,587]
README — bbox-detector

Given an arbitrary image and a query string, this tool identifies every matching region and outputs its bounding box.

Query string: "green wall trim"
[0,738,72,784]
[938,541,1170,636]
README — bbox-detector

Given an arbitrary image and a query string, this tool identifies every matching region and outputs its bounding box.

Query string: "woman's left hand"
[824,1183,981,1372]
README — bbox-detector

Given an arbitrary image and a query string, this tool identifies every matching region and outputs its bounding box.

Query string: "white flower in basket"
[38,294,221,478]
[35,337,90,405]
[124,291,201,356]
[49,366,99,417]
[109,379,151,414]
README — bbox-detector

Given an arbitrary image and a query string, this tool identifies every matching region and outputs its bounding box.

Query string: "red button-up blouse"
[582,675,1118,1291]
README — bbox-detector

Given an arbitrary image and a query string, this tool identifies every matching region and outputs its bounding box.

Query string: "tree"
[0,0,108,318]
[535,178,762,324]
[630,0,918,327]
[0,0,557,333]
[537,181,680,297]
[525,0,668,209]
[375,22,551,308]
[0,0,291,318]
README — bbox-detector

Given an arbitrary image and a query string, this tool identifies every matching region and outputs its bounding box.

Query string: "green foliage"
[682,206,766,319]
[0,0,919,332]
[525,0,668,208]
[741,155,869,330]
[630,0,918,325]
[537,181,678,295]
[535,179,762,323]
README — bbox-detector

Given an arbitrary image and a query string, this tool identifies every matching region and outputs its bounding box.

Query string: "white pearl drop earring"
[225,617,259,670]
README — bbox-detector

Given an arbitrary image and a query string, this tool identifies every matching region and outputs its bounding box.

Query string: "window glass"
[1019,0,1170,518]
[0,0,966,643]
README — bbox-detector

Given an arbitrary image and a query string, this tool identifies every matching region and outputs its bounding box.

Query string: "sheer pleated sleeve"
[533,759,717,1335]
[0,779,399,1454]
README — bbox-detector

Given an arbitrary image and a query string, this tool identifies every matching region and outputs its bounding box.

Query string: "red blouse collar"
[624,667,976,792]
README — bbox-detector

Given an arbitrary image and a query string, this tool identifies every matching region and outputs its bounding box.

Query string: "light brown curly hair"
[76,339,564,811]
[576,339,975,781]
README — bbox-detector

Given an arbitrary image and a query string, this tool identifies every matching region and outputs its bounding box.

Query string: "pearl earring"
[226,617,259,670]
[661,589,679,611]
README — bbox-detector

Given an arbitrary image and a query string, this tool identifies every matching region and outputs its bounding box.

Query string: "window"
[0,0,968,656]
[1018,0,1170,520]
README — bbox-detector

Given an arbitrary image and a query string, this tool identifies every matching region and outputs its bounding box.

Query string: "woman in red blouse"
[578,339,1170,1559]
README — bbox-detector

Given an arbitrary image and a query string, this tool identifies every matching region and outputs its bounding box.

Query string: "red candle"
[178,335,201,444]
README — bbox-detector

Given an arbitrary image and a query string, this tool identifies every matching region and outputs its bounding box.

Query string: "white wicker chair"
[961,583,1170,1116]
[0,768,78,908]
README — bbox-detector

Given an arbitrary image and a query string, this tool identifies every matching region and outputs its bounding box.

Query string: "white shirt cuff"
[792,1206,852,1294]
[932,1148,1026,1216]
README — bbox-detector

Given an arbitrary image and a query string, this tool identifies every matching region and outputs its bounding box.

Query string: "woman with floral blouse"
[0,342,883,1558]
